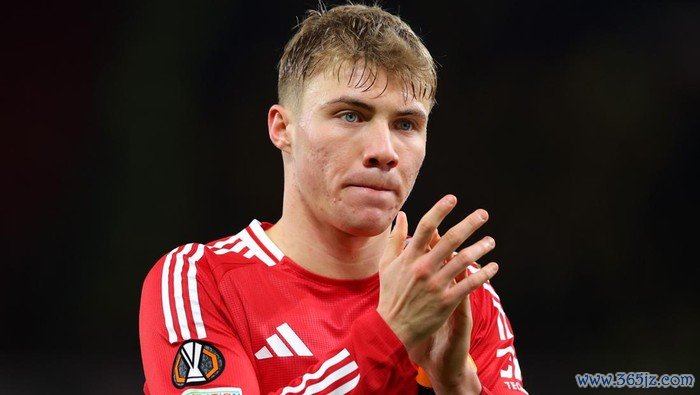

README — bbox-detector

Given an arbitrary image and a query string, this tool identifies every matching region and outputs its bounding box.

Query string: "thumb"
[380,211,408,269]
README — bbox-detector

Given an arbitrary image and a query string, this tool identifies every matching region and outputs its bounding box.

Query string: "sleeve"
[140,243,260,394]
[140,243,419,395]
[468,271,528,395]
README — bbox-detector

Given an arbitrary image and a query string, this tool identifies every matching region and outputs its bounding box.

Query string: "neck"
[265,203,390,280]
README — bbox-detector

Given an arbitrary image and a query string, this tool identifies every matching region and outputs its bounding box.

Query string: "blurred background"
[3,0,699,393]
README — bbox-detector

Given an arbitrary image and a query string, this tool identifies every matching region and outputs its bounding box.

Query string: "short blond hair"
[278,3,437,111]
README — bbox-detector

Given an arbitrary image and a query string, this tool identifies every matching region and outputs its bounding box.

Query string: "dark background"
[3,0,699,393]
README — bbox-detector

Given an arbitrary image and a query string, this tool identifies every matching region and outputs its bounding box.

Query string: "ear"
[268,104,293,153]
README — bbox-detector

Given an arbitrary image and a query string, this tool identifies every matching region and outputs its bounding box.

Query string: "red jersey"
[139,220,527,395]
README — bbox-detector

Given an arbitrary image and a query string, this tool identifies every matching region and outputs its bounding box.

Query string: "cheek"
[401,142,426,181]
[296,140,337,195]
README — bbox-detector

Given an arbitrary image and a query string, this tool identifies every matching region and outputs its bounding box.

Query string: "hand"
[414,234,486,394]
[377,194,498,357]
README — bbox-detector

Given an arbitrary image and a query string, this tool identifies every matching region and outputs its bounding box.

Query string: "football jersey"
[139,220,527,395]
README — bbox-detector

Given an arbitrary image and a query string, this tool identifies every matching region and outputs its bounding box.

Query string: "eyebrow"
[322,96,428,120]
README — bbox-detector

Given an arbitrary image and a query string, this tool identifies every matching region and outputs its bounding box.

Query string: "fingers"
[428,208,489,265]
[438,236,495,284]
[408,195,457,252]
[448,262,499,300]
[428,229,440,250]
[380,211,408,269]
[454,264,469,282]
[449,293,472,338]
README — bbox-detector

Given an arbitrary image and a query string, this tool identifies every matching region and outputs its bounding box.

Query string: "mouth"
[347,184,394,192]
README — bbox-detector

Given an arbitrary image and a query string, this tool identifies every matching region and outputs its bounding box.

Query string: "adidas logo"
[255,323,313,360]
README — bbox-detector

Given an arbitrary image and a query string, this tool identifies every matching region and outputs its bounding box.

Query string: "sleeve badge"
[172,340,225,388]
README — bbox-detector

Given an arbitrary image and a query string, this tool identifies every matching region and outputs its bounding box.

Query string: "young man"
[140,4,526,395]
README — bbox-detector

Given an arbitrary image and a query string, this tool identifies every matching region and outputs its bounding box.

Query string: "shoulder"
[203,219,285,274]
[467,262,508,330]
[466,262,503,304]
[142,220,283,293]
[466,262,517,342]
[140,220,283,343]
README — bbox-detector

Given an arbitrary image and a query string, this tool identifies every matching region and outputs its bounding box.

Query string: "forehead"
[299,63,431,114]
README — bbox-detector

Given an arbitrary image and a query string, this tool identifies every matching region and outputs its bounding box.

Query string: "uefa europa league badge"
[172,340,225,388]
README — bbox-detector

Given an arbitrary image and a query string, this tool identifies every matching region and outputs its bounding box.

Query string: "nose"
[362,123,399,171]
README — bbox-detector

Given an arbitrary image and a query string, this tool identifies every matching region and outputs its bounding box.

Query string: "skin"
[265,65,498,394]
[266,66,428,279]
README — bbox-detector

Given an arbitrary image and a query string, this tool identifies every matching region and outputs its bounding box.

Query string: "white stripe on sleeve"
[211,235,239,249]
[161,247,179,343]
[173,243,193,340]
[187,244,207,339]
[483,282,501,300]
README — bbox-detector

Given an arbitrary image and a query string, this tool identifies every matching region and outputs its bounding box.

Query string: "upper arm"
[469,274,527,394]
[139,243,260,395]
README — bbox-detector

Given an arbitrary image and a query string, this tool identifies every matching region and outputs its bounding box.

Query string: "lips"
[343,173,401,197]
[347,183,393,192]
[344,178,400,197]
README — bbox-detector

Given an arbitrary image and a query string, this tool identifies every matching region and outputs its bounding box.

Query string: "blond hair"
[278,3,437,111]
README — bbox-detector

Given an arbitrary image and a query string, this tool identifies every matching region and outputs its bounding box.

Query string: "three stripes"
[255,323,313,359]
[160,220,283,344]
[161,243,207,343]
[159,220,361,393]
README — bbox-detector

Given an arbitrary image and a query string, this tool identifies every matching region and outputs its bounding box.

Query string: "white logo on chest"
[255,323,313,359]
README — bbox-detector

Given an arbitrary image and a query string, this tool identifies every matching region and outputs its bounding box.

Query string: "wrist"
[376,308,417,351]
[429,365,481,395]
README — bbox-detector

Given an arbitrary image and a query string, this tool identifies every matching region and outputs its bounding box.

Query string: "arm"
[139,244,420,394]
[139,244,260,394]
[412,271,526,395]
[468,276,527,394]
[377,196,500,395]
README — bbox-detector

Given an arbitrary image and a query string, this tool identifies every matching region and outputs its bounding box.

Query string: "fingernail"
[445,195,456,204]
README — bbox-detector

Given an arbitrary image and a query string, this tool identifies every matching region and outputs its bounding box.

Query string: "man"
[140,4,526,394]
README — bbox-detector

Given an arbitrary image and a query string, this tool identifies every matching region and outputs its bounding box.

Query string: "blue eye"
[341,112,359,122]
[397,120,414,131]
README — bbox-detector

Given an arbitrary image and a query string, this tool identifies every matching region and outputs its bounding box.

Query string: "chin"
[336,209,394,237]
